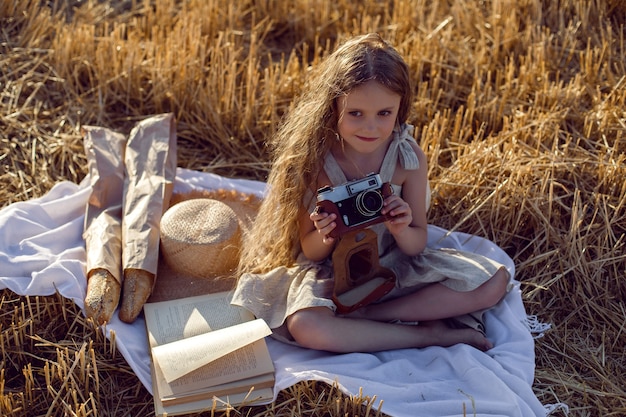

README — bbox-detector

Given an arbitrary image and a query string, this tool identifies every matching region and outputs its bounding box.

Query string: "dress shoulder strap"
[378,123,420,182]
[323,151,348,185]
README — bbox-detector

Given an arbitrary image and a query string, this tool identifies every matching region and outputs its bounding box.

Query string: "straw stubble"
[1,0,625,416]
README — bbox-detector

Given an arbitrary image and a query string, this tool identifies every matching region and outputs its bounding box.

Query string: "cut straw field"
[1,0,625,416]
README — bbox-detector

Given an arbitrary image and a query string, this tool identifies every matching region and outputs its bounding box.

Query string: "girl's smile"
[355,135,378,142]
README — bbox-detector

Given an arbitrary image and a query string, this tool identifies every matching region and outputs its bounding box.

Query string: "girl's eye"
[379,110,392,116]
[348,111,361,117]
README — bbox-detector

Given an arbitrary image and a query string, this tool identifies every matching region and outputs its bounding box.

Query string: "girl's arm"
[299,205,337,261]
[382,143,429,256]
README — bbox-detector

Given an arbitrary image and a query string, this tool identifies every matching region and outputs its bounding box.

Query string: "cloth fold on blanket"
[0,168,547,417]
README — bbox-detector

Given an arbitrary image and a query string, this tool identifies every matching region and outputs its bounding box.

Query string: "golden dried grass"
[1,0,625,416]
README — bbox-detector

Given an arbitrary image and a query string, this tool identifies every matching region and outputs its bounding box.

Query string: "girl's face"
[336,80,401,156]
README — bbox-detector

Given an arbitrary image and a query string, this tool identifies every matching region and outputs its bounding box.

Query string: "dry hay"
[1,0,625,416]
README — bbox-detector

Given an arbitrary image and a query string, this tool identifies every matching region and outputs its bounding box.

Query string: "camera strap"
[331,228,396,314]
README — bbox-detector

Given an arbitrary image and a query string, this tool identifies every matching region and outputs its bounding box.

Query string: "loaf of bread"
[118,268,155,323]
[84,268,121,325]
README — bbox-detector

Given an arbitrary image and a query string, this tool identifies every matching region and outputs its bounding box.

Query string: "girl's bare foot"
[455,328,493,351]
[421,320,493,351]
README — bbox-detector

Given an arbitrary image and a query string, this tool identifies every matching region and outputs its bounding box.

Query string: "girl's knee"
[483,267,510,307]
[286,308,333,350]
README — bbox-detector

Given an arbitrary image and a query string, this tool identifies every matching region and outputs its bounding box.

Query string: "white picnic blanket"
[0,168,551,417]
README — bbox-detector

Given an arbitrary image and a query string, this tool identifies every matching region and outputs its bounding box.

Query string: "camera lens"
[356,190,383,216]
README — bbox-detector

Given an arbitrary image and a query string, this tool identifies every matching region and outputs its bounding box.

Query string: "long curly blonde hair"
[238,33,413,274]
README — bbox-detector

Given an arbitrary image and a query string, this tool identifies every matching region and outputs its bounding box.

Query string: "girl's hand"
[382,195,413,236]
[310,208,337,245]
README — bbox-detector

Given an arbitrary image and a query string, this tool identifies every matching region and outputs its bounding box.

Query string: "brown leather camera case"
[331,228,396,314]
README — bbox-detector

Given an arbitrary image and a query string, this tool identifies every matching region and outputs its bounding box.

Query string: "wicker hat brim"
[149,256,236,302]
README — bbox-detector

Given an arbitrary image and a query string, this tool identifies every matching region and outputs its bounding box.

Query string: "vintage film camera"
[316,173,393,238]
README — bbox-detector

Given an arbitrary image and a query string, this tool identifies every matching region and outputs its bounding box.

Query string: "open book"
[143,291,275,416]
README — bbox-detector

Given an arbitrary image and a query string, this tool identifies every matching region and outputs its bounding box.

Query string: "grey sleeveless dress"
[231,124,506,344]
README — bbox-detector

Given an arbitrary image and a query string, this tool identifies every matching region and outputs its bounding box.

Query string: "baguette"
[84,268,121,325]
[119,268,155,323]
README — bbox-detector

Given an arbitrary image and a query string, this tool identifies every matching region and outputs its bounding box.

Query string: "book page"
[144,291,254,348]
[153,318,272,382]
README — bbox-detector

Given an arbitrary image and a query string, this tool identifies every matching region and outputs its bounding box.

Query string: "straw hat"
[159,191,260,279]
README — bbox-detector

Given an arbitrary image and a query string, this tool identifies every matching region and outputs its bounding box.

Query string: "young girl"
[232,33,510,352]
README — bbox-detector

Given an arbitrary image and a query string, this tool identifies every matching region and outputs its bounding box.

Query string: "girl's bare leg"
[353,267,510,323]
[286,307,493,353]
